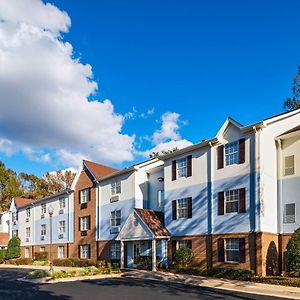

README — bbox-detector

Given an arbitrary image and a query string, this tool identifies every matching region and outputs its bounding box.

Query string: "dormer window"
[225,141,239,166]
[111,181,121,195]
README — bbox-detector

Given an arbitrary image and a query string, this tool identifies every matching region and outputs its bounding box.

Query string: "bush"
[52,270,69,279]
[7,257,33,265]
[174,247,194,268]
[32,260,49,266]
[26,269,50,279]
[0,249,7,263]
[52,258,97,268]
[34,252,48,261]
[136,256,152,270]
[286,227,300,272]
[207,268,254,280]
[6,237,21,260]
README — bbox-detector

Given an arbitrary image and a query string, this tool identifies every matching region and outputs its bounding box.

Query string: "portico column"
[152,239,156,271]
[120,241,124,269]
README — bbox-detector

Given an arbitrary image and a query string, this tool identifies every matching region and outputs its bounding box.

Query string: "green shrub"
[286,227,300,272]
[174,247,194,268]
[0,249,7,263]
[52,270,68,279]
[111,262,120,272]
[32,260,49,266]
[7,257,33,265]
[6,237,21,260]
[26,269,50,279]
[34,251,48,261]
[207,268,254,280]
[52,258,97,267]
[97,260,106,269]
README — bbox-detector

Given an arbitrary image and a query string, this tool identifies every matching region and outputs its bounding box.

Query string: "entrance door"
[133,242,141,265]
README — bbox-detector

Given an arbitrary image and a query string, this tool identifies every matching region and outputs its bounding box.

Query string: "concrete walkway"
[123,269,300,300]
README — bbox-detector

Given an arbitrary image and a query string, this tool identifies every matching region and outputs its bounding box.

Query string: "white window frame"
[41,203,46,214]
[80,189,89,204]
[80,245,89,259]
[177,157,187,178]
[26,208,31,218]
[158,190,165,208]
[80,216,89,231]
[225,239,240,263]
[225,141,239,166]
[111,181,121,196]
[59,220,66,234]
[110,210,121,228]
[40,224,46,236]
[177,240,188,249]
[59,197,66,209]
[12,212,18,222]
[284,155,295,176]
[12,230,18,237]
[225,189,239,213]
[284,203,296,224]
[110,243,121,259]
[58,246,64,258]
[40,246,45,252]
[177,198,188,219]
[26,227,30,238]
[25,247,30,258]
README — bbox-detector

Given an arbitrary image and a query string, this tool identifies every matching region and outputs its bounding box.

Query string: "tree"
[174,247,194,268]
[284,66,300,111]
[286,227,300,272]
[149,147,179,158]
[6,236,21,259]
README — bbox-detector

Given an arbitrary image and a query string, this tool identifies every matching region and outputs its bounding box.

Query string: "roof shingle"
[14,197,35,209]
[83,160,118,179]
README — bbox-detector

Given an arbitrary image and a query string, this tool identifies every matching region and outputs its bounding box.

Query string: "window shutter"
[78,217,81,231]
[217,145,224,169]
[78,245,81,258]
[78,190,81,204]
[172,200,177,220]
[172,160,177,181]
[239,238,246,263]
[187,155,192,177]
[88,215,91,230]
[239,188,246,213]
[217,238,225,262]
[187,240,192,250]
[187,197,193,218]
[239,138,245,164]
[172,240,177,257]
[88,245,91,259]
[218,192,224,215]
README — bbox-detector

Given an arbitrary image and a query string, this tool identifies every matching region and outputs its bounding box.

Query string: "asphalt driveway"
[0,268,286,300]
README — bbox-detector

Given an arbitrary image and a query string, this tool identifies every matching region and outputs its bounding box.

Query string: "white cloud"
[0,0,135,168]
[137,112,193,157]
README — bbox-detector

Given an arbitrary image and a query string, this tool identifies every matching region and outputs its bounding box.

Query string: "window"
[58,246,64,258]
[26,208,31,218]
[26,227,30,238]
[80,216,89,231]
[12,212,18,222]
[284,203,296,223]
[110,243,120,259]
[80,189,89,204]
[59,197,66,209]
[177,157,187,178]
[80,245,90,259]
[40,246,45,252]
[225,189,239,213]
[110,210,121,227]
[225,141,239,166]
[177,198,188,219]
[158,190,164,208]
[111,181,121,195]
[284,156,295,176]
[25,247,30,258]
[225,239,239,262]
[40,224,46,236]
[12,230,18,237]
[178,240,188,249]
[59,220,66,234]
[41,203,46,214]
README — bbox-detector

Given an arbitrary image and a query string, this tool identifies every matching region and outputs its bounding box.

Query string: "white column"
[120,241,124,269]
[152,239,156,271]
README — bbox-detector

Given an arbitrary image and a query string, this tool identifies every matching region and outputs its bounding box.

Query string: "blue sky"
[1,0,300,176]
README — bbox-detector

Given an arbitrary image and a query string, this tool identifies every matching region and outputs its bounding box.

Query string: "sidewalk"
[123,269,300,299]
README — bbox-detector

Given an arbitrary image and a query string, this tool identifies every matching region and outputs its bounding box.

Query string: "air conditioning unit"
[25,238,30,242]
[25,218,29,222]
[41,214,45,219]
[110,226,120,234]
[110,195,120,203]
[40,235,45,241]
[59,209,64,215]
[58,234,64,239]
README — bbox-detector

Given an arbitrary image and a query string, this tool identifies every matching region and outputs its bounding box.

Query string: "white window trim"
[80,245,89,259]
[225,189,239,214]
[225,239,240,263]
[110,210,121,228]
[59,220,66,234]
[80,217,89,231]
[58,246,64,258]
[80,189,89,204]
[59,197,66,209]
[40,224,46,236]
[110,243,121,259]
[225,141,239,166]
[177,157,187,178]
[111,181,121,196]
[158,190,164,208]
[177,198,188,219]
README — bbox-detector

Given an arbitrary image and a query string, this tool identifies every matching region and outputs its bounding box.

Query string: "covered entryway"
[116,209,170,271]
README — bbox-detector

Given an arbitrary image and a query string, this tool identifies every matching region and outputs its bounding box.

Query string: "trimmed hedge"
[34,251,48,261]
[0,249,7,263]
[7,257,33,265]
[52,258,97,268]
[26,269,50,279]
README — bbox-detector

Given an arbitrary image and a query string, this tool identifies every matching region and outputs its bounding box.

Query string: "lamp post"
[48,205,54,276]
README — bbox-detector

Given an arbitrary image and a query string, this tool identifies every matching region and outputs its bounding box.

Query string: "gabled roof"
[14,197,35,209]
[0,232,8,246]
[83,160,118,180]
[135,208,170,237]
[216,117,243,138]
